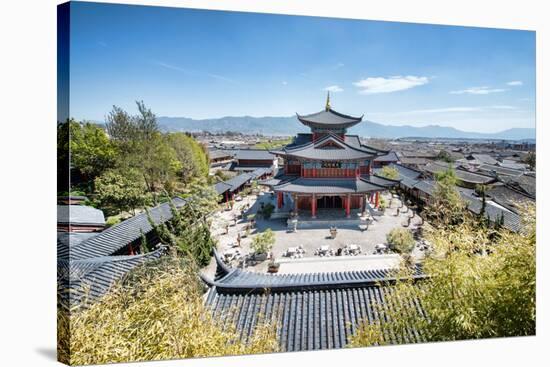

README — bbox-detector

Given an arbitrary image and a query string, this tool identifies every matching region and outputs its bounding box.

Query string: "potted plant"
[251,229,275,262]
[267,261,280,273]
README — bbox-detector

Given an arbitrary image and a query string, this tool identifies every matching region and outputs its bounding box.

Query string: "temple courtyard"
[205,189,425,276]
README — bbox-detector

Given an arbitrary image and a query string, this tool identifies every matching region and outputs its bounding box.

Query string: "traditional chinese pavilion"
[269,94,398,218]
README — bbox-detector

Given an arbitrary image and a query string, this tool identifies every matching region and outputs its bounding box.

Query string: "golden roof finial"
[325,91,331,111]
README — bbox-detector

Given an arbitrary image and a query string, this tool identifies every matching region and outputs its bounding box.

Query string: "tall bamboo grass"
[58,257,278,365]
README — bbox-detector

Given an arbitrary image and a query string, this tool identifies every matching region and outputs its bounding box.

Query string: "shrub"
[261,203,275,219]
[379,196,387,211]
[386,228,415,253]
[349,205,536,346]
[105,216,121,228]
[251,229,275,254]
[379,166,399,180]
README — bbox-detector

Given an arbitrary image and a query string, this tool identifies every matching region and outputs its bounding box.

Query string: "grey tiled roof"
[469,154,498,165]
[424,162,495,185]
[413,180,435,196]
[487,185,535,213]
[365,174,400,188]
[224,173,254,192]
[344,135,385,154]
[57,232,98,260]
[69,197,186,260]
[502,174,536,198]
[460,192,521,232]
[404,179,521,231]
[58,247,165,308]
[249,167,272,179]
[208,150,233,160]
[57,205,105,226]
[213,182,232,195]
[400,176,420,189]
[202,251,425,351]
[280,134,378,161]
[274,177,387,194]
[374,151,399,162]
[233,149,275,160]
[389,163,423,180]
[258,175,295,187]
[399,157,430,166]
[477,164,522,177]
[296,108,363,129]
[232,165,272,172]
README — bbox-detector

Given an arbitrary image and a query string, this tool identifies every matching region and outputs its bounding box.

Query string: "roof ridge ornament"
[325,91,331,111]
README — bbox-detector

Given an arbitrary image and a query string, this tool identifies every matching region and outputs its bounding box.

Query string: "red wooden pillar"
[346,194,351,218]
[375,192,380,208]
[311,194,317,218]
[294,194,298,213]
[277,192,283,209]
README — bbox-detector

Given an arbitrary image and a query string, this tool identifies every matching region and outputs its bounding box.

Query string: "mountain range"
[154,115,535,141]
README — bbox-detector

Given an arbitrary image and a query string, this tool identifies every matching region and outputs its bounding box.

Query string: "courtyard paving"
[203,189,425,278]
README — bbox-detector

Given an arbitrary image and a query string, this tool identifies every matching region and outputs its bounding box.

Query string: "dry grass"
[58,257,279,365]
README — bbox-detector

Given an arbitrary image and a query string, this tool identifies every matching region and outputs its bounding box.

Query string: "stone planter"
[253,252,268,262]
[267,262,280,273]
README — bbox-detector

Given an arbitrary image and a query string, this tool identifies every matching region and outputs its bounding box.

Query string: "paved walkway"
[203,191,425,277]
[277,254,401,274]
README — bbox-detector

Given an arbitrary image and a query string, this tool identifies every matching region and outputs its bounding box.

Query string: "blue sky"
[68,2,535,133]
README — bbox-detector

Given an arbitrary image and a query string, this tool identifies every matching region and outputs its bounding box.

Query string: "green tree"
[524,151,536,170]
[57,120,71,193]
[251,229,275,254]
[378,166,400,180]
[165,132,209,184]
[151,185,220,265]
[437,150,454,163]
[94,170,150,215]
[386,228,415,253]
[70,121,116,181]
[348,205,535,346]
[106,102,180,195]
[427,165,466,228]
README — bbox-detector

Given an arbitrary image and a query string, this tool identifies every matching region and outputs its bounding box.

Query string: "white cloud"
[370,105,518,116]
[406,107,482,114]
[507,80,523,86]
[323,85,344,93]
[489,105,517,110]
[449,86,507,95]
[353,75,429,94]
[155,61,237,84]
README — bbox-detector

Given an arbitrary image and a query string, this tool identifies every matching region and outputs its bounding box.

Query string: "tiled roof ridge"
[205,249,426,294]
[296,108,363,122]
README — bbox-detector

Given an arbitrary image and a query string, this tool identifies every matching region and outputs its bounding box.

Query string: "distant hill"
[153,115,535,141]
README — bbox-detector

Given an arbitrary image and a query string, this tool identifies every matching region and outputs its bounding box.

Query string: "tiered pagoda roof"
[296,92,363,130]
[272,133,384,161]
[273,177,385,194]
